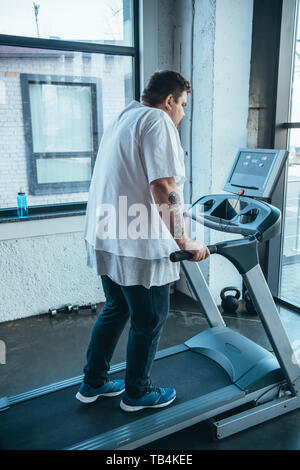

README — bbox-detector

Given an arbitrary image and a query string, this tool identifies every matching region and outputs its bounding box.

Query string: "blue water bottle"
[17,189,28,218]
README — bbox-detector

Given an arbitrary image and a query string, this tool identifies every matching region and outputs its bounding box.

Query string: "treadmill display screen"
[229,151,275,189]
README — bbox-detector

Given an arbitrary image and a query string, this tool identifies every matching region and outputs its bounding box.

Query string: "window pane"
[0,0,133,46]
[29,83,93,153]
[280,136,300,308]
[0,45,134,207]
[36,157,91,183]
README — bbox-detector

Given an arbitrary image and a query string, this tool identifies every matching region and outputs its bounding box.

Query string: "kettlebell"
[244,290,257,315]
[220,287,240,314]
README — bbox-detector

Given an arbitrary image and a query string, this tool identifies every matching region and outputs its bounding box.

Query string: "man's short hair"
[142,70,191,106]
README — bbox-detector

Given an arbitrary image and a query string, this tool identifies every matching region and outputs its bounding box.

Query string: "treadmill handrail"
[171,236,260,275]
[184,210,259,237]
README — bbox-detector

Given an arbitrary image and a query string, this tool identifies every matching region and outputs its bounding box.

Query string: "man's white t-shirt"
[84,100,186,287]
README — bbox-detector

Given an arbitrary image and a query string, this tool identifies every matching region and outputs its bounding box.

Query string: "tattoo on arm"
[168,191,180,205]
[168,191,184,238]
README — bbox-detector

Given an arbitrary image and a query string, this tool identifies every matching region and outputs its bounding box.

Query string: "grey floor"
[0,291,299,450]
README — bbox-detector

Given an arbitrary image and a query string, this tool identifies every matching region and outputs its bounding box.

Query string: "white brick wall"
[0,51,129,209]
[0,231,105,322]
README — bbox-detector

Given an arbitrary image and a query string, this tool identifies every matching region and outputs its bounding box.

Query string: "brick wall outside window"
[0,52,130,209]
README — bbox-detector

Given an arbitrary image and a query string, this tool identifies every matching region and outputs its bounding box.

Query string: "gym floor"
[0,290,299,450]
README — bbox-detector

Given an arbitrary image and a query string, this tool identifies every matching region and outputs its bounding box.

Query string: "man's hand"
[150,177,210,262]
[178,238,210,262]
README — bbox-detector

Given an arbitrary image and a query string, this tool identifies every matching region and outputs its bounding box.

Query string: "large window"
[279,1,300,309]
[0,0,138,216]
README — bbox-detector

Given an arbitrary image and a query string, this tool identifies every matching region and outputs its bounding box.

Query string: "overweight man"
[77,70,210,411]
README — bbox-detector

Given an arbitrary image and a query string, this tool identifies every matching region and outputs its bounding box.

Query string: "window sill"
[0,209,86,224]
[0,202,87,222]
[0,203,87,240]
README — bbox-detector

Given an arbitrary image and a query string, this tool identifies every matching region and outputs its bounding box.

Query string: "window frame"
[268,0,300,313]
[21,73,103,196]
[0,0,140,221]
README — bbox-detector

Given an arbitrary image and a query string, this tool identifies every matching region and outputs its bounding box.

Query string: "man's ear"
[164,94,174,110]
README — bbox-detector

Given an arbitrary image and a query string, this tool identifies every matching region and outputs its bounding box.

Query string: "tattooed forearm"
[150,177,188,244]
[168,191,184,239]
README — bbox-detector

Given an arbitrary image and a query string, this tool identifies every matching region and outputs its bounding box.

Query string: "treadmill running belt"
[0,350,232,450]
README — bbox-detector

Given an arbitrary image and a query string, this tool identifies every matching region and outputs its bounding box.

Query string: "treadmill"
[1,148,299,450]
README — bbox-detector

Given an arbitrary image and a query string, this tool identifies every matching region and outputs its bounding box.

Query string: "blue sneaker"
[76,380,125,403]
[120,385,176,412]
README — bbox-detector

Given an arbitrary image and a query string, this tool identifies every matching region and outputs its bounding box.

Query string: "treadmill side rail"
[0,397,10,412]
[211,393,300,439]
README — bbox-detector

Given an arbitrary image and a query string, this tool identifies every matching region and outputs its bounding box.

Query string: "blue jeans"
[83,275,170,397]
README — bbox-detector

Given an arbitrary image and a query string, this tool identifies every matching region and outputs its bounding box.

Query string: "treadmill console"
[185,148,287,242]
[223,148,288,198]
[187,195,281,242]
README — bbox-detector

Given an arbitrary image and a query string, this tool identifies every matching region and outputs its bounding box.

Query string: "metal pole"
[33,2,40,38]
[296,185,300,251]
